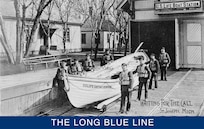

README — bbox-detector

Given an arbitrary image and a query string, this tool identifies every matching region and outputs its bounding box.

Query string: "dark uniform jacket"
[53,67,68,88]
[101,54,114,66]
[68,64,77,75]
[68,63,83,75]
[56,67,67,80]
[82,59,95,71]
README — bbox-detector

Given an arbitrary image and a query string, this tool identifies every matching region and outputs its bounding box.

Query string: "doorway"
[130,21,175,68]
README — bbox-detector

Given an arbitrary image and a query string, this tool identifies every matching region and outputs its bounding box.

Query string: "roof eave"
[2,16,83,26]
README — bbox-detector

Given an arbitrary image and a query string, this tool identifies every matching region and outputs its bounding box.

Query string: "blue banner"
[0,117,203,129]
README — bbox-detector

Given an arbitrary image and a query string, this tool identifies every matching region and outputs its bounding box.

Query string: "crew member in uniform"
[53,61,69,105]
[101,49,114,66]
[159,47,171,81]
[134,56,151,101]
[68,59,77,75]
[74,59,84,75]
[119,63,133,113]
[82,54,95,71]
[148,53,160,90]
[67,59,83,75]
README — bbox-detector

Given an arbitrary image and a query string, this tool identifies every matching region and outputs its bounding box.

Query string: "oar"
[103,42,144,70]
[134,42,144,54]
[93,42,145,78]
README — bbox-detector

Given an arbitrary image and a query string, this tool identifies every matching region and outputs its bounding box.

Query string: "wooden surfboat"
[64,49,149,108]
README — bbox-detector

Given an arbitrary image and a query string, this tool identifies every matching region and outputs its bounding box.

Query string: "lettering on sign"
[154,0,203,14]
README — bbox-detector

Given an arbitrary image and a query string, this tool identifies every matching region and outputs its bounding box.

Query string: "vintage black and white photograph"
[0,0,204,117]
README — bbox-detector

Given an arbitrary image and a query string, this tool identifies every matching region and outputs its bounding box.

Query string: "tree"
[55,0,75,52]
[24,0,53,57]
[14,0,21,63]
[107,0,130,55]
[41,0,54,49]
[94,0,116,60]
[14,0,34,63]
[75,0,116,60]
[74,0,98,55]
[118,11,129,56]
[0,14,15,64]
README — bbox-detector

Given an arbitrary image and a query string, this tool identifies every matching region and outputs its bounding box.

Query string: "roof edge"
[2,16,83,26]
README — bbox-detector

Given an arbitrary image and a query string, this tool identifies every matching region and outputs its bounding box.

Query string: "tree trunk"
[25,17,39,57]
[25,0,53,57]
[124,38,128,56]
[94,31,100,60]
[47,3,53,49]
[63,23,67,52]
[47,22,51,49]
[90,30,94,55]
[0,14,15,64]
[118,32,122,52]
[117,22,122,53]
[14,0,22,63]
[20,5,27,60]
[113,19,119,56]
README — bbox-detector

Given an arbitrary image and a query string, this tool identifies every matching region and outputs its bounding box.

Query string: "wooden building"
[119,0,204,69]
[81,20,119,51]
[0,0,83,61]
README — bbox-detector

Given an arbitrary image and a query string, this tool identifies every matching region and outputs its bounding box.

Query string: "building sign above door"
[154,0,203,14]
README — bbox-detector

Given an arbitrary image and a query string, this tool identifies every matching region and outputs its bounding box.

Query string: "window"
[107,33,110,43]
[187,46,202,64]
[116,35,119,41]
[187,23,201,42]
[63,28,70,42]
[81,34,86,44]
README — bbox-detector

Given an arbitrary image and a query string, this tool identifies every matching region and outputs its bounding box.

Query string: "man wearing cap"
[74,59,84,75]
[53,61,69,105]
[159,47,171,81]
[119,63,133,113]
[148,53,160,90]
[82,54,95,71]
[68,59,77,75]
[134,56,151,101]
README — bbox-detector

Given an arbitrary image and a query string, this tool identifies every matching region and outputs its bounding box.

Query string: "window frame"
[81,33,86,44]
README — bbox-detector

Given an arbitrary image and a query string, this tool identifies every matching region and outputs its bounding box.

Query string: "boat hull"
[65,74,139,108]
[66,76,120,108]
[65,51,148,108]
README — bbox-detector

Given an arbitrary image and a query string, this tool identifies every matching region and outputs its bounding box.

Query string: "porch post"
[175,18,180,69]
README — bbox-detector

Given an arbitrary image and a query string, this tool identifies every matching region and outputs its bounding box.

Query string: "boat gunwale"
[67,75,119,83]
[67,52,149,83]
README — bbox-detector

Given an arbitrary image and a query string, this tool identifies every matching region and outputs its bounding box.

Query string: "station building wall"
[130,0,204,69]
